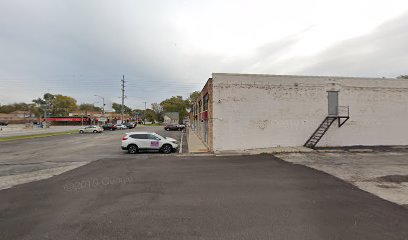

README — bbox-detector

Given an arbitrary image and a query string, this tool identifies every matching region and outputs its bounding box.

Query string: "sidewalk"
[0,125,82,138]
[186,128,313,155]
[187,128,209,153]
[215,146,314,156]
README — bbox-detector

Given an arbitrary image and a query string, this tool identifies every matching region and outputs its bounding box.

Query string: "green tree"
[397,75,408,79]
[79,103,102,113]
[32,93,55,117]
[151,103,163,122]
[0,103,30,113]
[144,109,158,122]
[33,93,78,116]
[151,103,163,114]
[112,103,132,114]
[160,96,189,124]
[52,95,78,116]
[187,91,201,105]
[0,103,41,117]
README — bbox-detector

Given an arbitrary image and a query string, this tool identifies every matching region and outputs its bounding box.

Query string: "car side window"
[130,134,148,139]
[147,134,160,140]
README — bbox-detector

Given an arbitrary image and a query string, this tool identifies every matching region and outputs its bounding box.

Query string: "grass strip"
[0,130,78,142]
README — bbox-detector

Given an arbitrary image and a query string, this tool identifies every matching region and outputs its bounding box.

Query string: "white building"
[163,112,179,124]
[191,73,408,152]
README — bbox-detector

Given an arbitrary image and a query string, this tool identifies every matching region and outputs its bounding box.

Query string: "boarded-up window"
[203,94,209,111]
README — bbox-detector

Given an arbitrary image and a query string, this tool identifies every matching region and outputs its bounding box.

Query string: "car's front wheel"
[160,144,172,154]
[93,130,97,133]
[127,145,138,154]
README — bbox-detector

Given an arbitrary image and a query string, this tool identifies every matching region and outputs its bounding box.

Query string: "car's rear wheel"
[161,144,172,154]
[127,145,138,154]
[93,130,97,133]
[79,130,84,134]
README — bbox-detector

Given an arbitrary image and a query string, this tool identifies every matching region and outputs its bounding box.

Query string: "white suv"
[121,132,179,154]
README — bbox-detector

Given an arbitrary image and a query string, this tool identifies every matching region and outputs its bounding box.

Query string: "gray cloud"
[0,0,204,109]
[0,1,407,109]
[295,13,408,77]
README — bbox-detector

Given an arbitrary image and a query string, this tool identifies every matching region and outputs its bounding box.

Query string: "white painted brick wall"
[212,73,408,151]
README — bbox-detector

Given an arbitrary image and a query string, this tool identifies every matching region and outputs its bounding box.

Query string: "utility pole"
[143,101,147,124]
[42,101,51,128]
[121,75,125,123]
[44,108,47,128]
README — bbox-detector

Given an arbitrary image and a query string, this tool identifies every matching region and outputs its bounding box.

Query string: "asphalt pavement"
[0,154,408,240]
[0,126,185,190]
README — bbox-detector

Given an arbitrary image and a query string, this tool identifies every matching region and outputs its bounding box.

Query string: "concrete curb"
[179,131,184,154]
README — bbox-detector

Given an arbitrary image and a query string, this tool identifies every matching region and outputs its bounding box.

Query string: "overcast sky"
[1,0,408,110]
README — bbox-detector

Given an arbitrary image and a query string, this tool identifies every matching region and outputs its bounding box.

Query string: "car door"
[84,127,91,133]
[129,134,148,149]
[147,134,161,150]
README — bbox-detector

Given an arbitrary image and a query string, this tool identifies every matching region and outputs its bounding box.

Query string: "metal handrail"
[336,106,349,117]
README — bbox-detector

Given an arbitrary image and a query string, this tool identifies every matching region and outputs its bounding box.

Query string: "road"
[0,126,185,190]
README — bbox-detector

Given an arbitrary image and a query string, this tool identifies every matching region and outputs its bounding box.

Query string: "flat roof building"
[191,73,408,152]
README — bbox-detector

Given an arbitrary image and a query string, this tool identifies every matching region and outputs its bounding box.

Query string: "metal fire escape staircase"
[304,106,350,149]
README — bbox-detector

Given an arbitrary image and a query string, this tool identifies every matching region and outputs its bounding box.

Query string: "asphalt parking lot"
[0,154,407,240]
[0,126,185,190]
[1,127,408,239]
[279,147,408,207]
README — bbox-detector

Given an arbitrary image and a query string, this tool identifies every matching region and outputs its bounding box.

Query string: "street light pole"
[143,101,147,124]
[94,95,105,115]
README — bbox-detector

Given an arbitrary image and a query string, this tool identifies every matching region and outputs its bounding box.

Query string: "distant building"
[191,73,408,152]
[163,112,179,124]
[0,111,36,124]
[10,111,35,118]
[68,111,132,124]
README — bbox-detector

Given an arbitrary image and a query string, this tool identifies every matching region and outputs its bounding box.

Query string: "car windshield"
[153,133,163,139]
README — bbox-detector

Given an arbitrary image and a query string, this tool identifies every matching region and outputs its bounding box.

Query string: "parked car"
[164,124,185,131]
[115,124,128,130]
[79,125,103,134]
[0,121,8,126]
[121,132,178,154]
[102,123,117,131]
[125,122,136,129]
